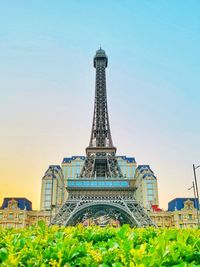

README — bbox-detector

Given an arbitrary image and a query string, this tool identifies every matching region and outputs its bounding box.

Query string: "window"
[8,213,13,219]
[46,182,52,189]
[45,195,51,201]
[147,182,153,189]
[45,189,51,195]
[178,214,182,220]
[188,214,192,220]
[148,189,153,195]
[121,181,128,187]
[147,195,153,201]
[0,214,2,219]
[113,181,120,187]
[18,214,24,219]
[45,201,51,208]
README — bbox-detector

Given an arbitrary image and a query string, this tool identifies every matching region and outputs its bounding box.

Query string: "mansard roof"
[117,156,136,163]
[137,165,153,172]
[1,198,32,211]
[168,198,199,211]
[142,173,157,179]
[62,156,86,163]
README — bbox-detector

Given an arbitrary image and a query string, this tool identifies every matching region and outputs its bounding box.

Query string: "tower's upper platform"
[94,48,108,68]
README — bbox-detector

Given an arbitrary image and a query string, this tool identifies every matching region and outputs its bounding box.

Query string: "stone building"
[0,198,199,229]
[40,165,66,213]
[134,165,159,210]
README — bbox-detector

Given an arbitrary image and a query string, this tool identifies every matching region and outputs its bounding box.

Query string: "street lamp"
[188,181,199,227]
[49,166,55,224]
[193,164,200,227]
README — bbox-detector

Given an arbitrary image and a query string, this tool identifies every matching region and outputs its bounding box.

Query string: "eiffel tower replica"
[51,48,155,227]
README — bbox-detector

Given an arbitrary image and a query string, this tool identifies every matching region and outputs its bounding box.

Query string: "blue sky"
[0,1,200,209]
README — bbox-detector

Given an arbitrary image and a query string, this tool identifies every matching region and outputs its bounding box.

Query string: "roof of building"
[62,156,136,164]
[117,156,136,163]
[137,165,154,174]
[151,205,162,212]
[62,156,86,163]
[168,198,199,211]
[142,173,156,179]
[1,198,32,211]
[137,165,150,169]
[49,165,61,169]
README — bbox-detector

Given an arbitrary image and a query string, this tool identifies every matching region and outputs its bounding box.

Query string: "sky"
[0,1,200,210]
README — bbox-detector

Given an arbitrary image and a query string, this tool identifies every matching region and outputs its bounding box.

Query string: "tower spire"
[80,48,123,178]
[89,48,113,148]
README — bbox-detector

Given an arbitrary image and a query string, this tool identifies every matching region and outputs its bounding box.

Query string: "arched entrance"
[66,203,138,227]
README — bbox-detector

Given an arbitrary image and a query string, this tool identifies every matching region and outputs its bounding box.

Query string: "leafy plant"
[0,224,199,266]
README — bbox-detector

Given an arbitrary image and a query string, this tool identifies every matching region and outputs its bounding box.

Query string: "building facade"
[61,156,137,182]
[62,156,85,183]
[40,165,65,213]
[1,198,199,229]
[0,198,32,228]
[40,155,158,212]
[168,198,199,229]
[134,165,159,210]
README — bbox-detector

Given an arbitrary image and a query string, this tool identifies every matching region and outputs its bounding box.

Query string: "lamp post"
[50,166,55,224]
[188,181,199,227]
[193,164,200,227]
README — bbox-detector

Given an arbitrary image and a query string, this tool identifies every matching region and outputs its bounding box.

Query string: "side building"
[134,165,159,210]
[168,198,199,229]
[0,198,32,228]
[40,165,66,214]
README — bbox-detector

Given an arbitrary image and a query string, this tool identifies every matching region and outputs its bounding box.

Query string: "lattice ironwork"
[51,48,155,228]
[51,194,154,227]
[80,48,123,178]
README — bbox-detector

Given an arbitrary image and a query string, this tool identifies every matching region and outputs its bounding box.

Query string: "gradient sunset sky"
[0,1,200,210]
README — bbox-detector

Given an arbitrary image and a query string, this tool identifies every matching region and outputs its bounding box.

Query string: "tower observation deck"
[51,48,155,227]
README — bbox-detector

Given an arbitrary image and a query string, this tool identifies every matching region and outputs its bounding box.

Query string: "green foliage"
[0,224,199,266]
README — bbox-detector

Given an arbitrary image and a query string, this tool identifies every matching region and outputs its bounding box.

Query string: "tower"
[51,49,155,227]
[80,48,123,178]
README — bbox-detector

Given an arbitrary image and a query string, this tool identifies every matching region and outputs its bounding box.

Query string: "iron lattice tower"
[51,48,155,227]
[80,48,123,178]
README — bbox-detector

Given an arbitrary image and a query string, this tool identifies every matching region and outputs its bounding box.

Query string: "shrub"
[0,223,199,266]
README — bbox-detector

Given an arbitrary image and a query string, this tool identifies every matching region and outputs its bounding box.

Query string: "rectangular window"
[45,201,51,208]
[46,182,52,189]
[45,189,51,195]
[18,214,24,219]
[121,181,128,187]
[147,182,153,189]
[147,195,153,201]
[148,189,153,195]
[8,213,13,219]
[188,214,192,220]
[45,195,51,201]
[178,214,182,220]
[0,214,2,219]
